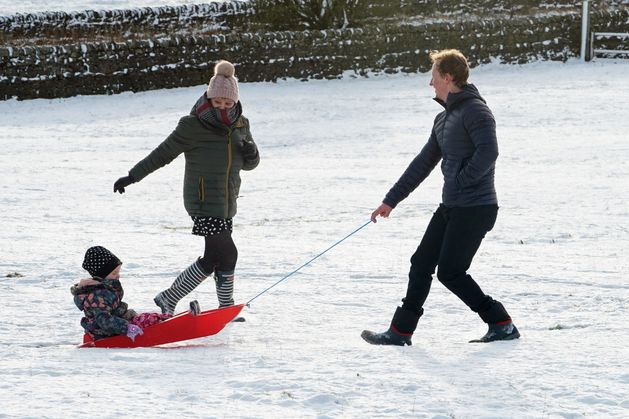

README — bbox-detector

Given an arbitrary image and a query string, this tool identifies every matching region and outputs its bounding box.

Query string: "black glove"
[113,175,135,194]
[241,139,258,160]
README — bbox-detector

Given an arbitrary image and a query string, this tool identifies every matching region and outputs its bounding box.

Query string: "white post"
[580,0,589,61]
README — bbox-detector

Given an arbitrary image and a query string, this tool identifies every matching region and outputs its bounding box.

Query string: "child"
[71,246,168,341]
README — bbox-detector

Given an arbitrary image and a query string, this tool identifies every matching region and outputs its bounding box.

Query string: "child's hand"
[124,309,138,320]
[126,324,143,341]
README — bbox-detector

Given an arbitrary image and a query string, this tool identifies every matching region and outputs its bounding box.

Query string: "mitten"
[126,323,143,341]
[113,175,135,194]
[124,309,138,320]
[241,139,258,160]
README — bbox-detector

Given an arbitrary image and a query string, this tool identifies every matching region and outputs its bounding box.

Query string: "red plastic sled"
[78,304,244,348]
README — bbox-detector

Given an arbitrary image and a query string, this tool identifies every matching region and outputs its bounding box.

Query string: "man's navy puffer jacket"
[384,84,499,208]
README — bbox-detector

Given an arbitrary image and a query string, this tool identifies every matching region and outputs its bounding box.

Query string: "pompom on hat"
[82,246,122,279]
[206,60,239,103]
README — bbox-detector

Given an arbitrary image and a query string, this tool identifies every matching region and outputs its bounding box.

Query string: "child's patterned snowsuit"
[71,278,136,339]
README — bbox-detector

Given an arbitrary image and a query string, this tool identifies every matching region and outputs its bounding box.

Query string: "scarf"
[190,94,242,130]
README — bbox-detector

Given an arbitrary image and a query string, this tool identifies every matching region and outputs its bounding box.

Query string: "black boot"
[189,300,200,316]
[471,297,520,342]
[361,328,412,346]
[361,307,420,346]
[470,321,520,343]
[476,298,511,324]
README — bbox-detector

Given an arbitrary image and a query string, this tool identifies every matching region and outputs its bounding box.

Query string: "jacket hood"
[71,278,100,294]
[434,83,486,110]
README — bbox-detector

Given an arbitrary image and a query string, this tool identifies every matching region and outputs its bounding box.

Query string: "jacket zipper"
[199,176,205,201]
[225,129,233,215]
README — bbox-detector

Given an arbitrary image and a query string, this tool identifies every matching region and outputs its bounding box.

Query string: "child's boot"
[154,260,208,316]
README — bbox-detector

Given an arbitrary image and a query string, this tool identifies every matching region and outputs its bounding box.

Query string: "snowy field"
[1,59,628,418]
[0,0,232,16]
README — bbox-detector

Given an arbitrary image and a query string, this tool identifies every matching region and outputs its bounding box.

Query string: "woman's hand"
[371,203,393,223]
[241,139,258,160]
[113,175,135,194]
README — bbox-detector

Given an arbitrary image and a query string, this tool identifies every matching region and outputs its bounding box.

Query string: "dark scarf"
[190,94,242,130]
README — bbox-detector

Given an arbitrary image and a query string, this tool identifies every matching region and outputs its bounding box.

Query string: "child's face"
[105,265,121,280]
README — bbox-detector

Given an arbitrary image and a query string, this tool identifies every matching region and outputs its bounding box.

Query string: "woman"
[362,49,519,345]
[113,60,260,316]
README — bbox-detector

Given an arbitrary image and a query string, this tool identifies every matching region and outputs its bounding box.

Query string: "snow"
[0,1,233,16]
[1,59,628,417]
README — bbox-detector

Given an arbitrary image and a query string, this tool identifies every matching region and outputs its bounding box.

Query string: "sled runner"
[78,304,244,348]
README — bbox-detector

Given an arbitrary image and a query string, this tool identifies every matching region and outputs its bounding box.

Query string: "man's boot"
[470,321,520,343]
[154,260,208,316]
[470,298,520,343]
[361,306,421,346]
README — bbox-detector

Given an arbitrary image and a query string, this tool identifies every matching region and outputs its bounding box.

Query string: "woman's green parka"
[129,114,259,219]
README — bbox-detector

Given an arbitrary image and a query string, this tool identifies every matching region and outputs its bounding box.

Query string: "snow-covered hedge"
[0,1,251,43]
[0,7,627,100]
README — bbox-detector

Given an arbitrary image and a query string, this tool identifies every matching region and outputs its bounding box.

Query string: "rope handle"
[245,220,372,306]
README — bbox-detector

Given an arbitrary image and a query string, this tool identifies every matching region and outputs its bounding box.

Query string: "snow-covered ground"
[1,59,628,418]
[0,1,233,16]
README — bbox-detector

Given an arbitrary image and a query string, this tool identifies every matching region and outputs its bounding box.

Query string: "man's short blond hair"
[429,49,470,88]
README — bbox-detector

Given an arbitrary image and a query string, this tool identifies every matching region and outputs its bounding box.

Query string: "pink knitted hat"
[206,60,239,103]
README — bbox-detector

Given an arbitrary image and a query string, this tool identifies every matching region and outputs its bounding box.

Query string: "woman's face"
[429,63,451,102]
[211,97,235,110]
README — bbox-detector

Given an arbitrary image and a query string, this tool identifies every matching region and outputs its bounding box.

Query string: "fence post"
[580,0,590,62]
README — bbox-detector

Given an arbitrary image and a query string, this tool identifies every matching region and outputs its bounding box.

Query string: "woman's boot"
[215,270,235,308]
[215,271,245,321]
[154,260,208,316]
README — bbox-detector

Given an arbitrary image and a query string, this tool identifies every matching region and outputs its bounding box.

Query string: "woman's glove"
[241,139,258,160]
[113,175,135,194]
[126,324,144,341]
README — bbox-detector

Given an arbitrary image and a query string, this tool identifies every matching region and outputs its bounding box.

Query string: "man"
[362,49,520,346]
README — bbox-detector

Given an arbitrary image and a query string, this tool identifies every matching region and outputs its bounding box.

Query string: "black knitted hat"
[82,246,122,279]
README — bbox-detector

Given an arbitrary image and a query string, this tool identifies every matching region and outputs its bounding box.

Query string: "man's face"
[430,63,450,102]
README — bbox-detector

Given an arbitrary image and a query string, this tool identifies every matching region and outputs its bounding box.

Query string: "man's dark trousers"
[402,203,500,318]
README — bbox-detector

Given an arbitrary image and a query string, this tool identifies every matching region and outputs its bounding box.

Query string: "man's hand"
[371,203,393,223]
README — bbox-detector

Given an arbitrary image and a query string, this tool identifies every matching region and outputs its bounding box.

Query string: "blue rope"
[245,220,372,307]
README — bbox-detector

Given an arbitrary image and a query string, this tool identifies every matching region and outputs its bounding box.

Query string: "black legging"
[198,230,238,275]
